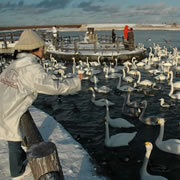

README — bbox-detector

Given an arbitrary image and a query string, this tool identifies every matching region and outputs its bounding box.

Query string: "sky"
[0,0,180,26]
[0,106,106,180]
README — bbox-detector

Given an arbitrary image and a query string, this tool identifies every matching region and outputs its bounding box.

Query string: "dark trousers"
[8,141,26,177]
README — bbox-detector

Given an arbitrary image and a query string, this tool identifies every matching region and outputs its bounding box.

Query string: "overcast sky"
[0,0,180,26]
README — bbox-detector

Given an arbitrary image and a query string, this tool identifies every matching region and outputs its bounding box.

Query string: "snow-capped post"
[27,142,64,180]
[20,111,64,180]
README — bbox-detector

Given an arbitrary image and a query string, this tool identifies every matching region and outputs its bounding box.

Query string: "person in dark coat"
[127,28,135,51]
[112,29,116,43]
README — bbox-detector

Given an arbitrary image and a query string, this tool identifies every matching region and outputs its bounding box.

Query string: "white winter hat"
[15,29,45,50]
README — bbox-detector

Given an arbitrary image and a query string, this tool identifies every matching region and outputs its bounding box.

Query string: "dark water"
[33,30,180,180]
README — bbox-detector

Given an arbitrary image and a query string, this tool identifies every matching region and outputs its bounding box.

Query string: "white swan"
[121,94,141,117]
[136,71,156,87]
[116,75,135,92]
[104,121,137,147]
[140,141,168,180]
[125,64,139,76]
[105,99,135,128]
[94,76,112,94]
[122,68,134,83]
[155,118,180,155]
[169,82,180,99]
[139,100,163,125]
[168,71,180,90]
[88,87,114,107]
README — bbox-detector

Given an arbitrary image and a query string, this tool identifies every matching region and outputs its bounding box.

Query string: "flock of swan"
[1,42,180,179]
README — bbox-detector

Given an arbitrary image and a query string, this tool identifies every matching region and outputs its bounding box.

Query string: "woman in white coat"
[0,30,81,179]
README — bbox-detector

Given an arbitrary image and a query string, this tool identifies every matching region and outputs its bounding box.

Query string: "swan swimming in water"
[139,100,163,125]
[88,87,114,107]
[105,99,135,128]
[140,141,168,180]
[155,118,180,155]
[104,121,137,147]
[168,82,180,99]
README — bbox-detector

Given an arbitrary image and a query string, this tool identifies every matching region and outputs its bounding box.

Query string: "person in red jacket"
[123,25,129,41]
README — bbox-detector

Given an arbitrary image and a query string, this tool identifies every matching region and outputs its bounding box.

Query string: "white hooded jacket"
[0,53,81,141]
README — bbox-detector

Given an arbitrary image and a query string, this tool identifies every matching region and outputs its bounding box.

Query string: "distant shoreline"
[0,24,180,31]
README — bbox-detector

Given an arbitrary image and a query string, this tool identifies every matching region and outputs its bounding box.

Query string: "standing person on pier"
[0,29,82,179]
[123,25,129,42]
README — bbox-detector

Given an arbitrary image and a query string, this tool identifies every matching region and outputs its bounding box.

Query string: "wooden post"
[93,41,97,53]
[20,111,64,179]
[3,35,7,49]
[20,110,43,148]
[116,40,120,53]
[74,41,78,53]
[27,142,64,180]
[10,32,14,43]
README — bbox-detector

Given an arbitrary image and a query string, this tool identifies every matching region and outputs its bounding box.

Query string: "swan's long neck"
[139,102,147,121]
[127,92,131,105]
[126,65,130,72]
[169,71,173,83]
[140,147,152,176]
[122,68,126,78]
[90,89,96,101]
[137,72,141,83]
[169,82,174,97]
[117,76,122,89]
[156,122,165,144]
[105,103,110,119]
[105,122,110,143]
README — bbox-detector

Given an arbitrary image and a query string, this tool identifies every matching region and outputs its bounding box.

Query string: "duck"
[104,121,137,147]
[155,118,180,155]
[105,99,135,128]
[139,100,163,125]
[88,87,114,107]
[159,98,175,108]
[140,141,168,180]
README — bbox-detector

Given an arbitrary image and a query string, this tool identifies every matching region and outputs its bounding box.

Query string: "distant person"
[112,29,116,43]
[0,29,81,179]
[84,31,90,43]
[123,25,129,42]
[127,28,135,50]
[52,26,57,38]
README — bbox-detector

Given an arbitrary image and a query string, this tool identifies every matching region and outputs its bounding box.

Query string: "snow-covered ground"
[0,106,106,180]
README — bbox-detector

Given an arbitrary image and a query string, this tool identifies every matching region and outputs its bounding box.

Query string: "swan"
[125,64,139,76]
[139,100,163,125]
[155,118,180,155]
[122,68,134,83]
[121,94,141,117]
[136,71,156,87]
[94,76,112,94]
[88,87,114,107]
[168,71,180,90]
[104,121,137,147]
[140,141,168,180]
[105,99,135,128]
[169,82,180,99]
[116,75,135,92]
